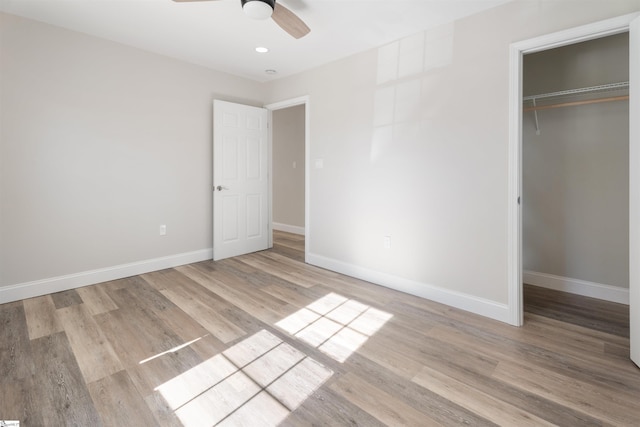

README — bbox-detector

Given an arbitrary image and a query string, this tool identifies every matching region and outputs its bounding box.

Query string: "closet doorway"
[266,96,310,260]
[507,13,640,368]
[522,34,629,317]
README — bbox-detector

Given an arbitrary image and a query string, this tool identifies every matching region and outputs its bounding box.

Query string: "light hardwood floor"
[1,230,639,426]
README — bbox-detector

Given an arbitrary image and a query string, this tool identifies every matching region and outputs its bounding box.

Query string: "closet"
[522,33,630,306]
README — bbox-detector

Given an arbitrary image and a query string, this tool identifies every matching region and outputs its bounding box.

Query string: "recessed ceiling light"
[255,46,269,53]
[265,69,277,75]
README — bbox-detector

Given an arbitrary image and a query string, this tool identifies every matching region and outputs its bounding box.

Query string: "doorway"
[521,34,629,316]
[507,13,639,367]
[266,96,310,261]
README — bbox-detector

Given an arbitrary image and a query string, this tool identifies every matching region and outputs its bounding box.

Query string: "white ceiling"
[0,0,511,82]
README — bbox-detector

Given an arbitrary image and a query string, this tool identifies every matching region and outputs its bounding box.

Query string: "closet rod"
[523,95,629,112]
[523,81,629,101]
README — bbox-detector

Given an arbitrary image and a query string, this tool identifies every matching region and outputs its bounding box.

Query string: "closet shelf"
[523,81,629,135]
[523,81,629,113]
[523,81,629,102]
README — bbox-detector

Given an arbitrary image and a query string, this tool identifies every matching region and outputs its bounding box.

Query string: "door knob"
[216,185,229,191]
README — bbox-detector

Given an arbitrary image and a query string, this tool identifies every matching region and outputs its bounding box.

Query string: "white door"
[213,100,269,261]
[630,15,639,368]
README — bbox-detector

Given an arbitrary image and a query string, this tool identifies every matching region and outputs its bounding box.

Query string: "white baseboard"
[523,270,629,305]
[307,253,511,324]
[0,249,213,304]
[272,222,305,236]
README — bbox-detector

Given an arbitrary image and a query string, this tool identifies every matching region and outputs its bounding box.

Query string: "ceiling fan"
[173,0,310,39]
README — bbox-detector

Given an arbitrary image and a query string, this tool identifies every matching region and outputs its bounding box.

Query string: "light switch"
[314,158,324,169]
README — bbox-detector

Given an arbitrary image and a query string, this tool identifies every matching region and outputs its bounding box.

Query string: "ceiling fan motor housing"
[241,0,276,20]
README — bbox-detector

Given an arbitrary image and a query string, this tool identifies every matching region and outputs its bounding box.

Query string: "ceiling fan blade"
[272,2,310,39]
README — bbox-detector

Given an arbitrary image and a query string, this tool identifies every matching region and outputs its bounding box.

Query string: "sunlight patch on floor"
[154,330,332,427]
[139,336,206,365]
[276,293,393,362]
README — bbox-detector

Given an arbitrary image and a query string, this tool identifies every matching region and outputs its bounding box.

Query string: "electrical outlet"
[383,235,391,249]
[159,225,167,236]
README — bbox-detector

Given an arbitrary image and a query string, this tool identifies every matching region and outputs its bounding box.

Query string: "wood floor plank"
[273,230,305,246]
[127,344,205,398]
[174,370,262,427]
[353,333,425,379]
[525,310,630,347]
[30,332,102,426]
[147,263,276,342]
[256,251,342,280]
[343,351,497,426]
[358,324,497,381]
[0,303,23,355]
[267,356,333,411]
[75,284,119,315]
[124,274,180,313]
[330,372,444,426]
[95,287,190,367]
[412,365,554,426]
[0,302,44,426]
[427,323,640,394]
[404,336,604,426]
[280,386,387,427]
[96,276,132,293]
[154,352,239,411]
[176,263,289,325]
[261,281,330,311]
[407,298,634,376]
[51,289,84,309]
[160,285,246,344]
[493,359,640,425]
[272,241,305,262]
[153,305,213,344]
[237,254,319,289]
[95,287,207,397]
[217,390,290,427]
[604,341,631,359]
[144,391,185,427]
[104,275,215,349]
[186,333,229,362]
[57,303,124,384]
[23,294,63,340]
[524,284,629,337]
[88,370,158,427]
[219,256,295,291]
[0,381,45,426]
[243,341,306,387]
[145,269,246,343]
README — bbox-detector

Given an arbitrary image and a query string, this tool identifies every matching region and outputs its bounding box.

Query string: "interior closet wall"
[523,33,630,292]
[272,105,305,233]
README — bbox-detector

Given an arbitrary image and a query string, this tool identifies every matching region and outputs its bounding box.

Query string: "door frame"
[507,13,640,326]
[265,96,310,261]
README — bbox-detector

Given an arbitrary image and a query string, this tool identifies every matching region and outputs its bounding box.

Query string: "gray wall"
[263,0,640,310]
[523,34,630,288]
[272,105,305,230]
[0,13,264,288]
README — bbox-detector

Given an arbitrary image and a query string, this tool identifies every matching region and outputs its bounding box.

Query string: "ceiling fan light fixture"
[241,0,275,20]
